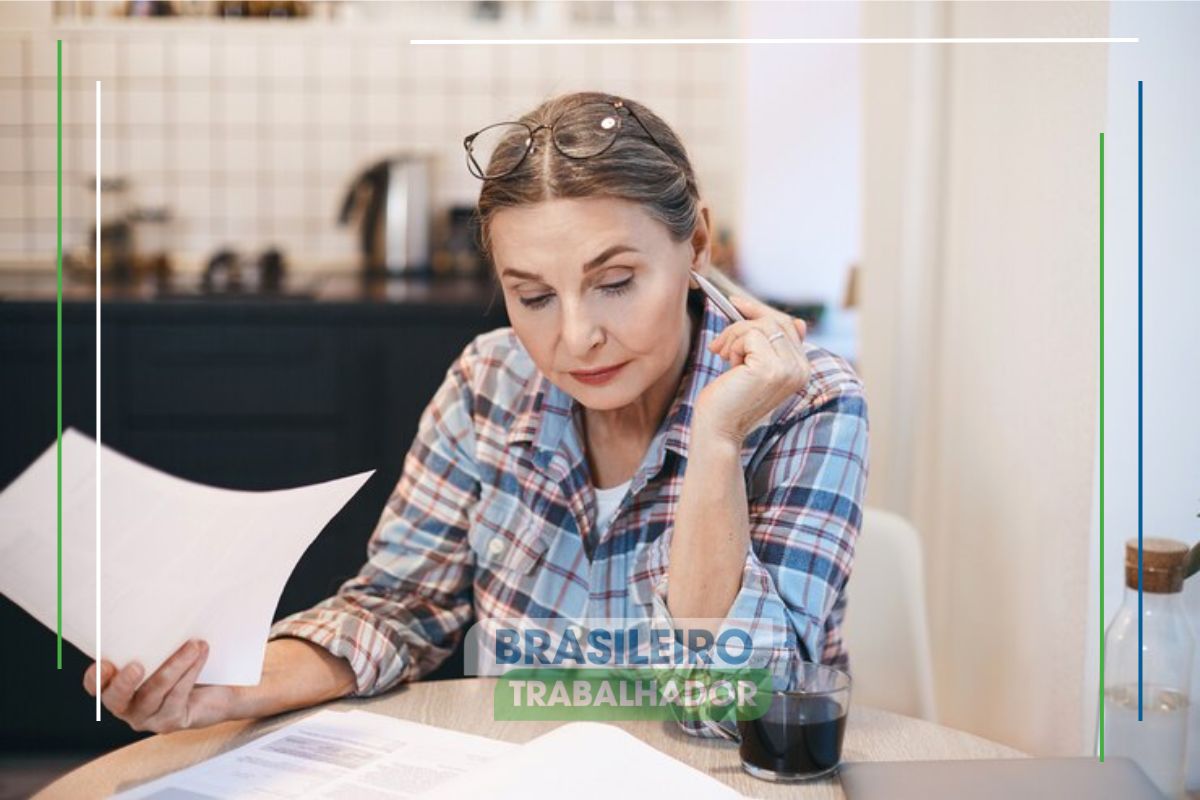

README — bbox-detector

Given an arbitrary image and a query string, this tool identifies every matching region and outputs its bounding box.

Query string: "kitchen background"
[1,0,860,351]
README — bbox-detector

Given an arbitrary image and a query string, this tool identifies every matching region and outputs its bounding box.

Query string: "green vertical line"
[56,39,63,671]
[1098,131,1105,762]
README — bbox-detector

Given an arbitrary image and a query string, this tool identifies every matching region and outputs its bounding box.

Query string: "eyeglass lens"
[466,102,624,179]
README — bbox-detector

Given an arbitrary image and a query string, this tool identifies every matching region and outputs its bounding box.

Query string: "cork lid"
[1124,538,1189,593]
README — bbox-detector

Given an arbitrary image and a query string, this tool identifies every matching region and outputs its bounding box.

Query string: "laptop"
[840,757,1167,800]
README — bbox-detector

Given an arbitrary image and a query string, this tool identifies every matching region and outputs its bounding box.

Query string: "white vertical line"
[409,36,1139,46]
[95,79,101,723]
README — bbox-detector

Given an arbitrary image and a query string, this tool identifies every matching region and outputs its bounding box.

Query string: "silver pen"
[690,269,746,322]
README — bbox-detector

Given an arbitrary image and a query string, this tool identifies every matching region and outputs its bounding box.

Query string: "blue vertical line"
[1137,79,1144,722]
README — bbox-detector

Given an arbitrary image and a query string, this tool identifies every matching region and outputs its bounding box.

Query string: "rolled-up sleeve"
[268,345,481,698]
[649,387,869,736]
[740,388,868,669]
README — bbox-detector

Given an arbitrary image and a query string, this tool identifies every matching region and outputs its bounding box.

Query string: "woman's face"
[489,196,700,411]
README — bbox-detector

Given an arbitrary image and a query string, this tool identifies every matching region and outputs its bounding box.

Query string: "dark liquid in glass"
[738,695,847,778]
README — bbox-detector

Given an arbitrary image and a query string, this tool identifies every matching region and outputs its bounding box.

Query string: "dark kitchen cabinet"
[0,287,508,757]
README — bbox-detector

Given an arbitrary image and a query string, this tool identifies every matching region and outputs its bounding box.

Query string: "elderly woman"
[85,92,868,736]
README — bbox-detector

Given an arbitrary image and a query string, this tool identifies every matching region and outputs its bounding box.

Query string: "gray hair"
[473,91,749,300]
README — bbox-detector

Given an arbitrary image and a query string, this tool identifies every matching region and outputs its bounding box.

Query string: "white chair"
[841,507,938,721]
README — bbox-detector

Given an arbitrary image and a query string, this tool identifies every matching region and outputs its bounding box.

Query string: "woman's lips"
[568,361,630,385]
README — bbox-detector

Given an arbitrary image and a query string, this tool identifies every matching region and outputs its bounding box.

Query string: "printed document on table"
[110,709,518,799]
[0,429,373,686]
[109,710,745,800]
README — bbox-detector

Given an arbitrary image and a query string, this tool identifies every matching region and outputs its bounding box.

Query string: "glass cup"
[734,662,851,782]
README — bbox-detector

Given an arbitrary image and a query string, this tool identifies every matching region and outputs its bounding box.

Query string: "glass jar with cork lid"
[1102,537,1195,799]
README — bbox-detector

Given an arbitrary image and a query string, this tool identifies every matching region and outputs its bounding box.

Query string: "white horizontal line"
[410,37,1138,46]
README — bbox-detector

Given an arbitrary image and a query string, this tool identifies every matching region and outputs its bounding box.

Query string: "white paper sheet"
[431,721,747,799]
[110,709,518,799]
[0,429,373,686]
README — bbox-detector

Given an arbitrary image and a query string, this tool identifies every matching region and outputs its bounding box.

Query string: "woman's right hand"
[83,639,242,733]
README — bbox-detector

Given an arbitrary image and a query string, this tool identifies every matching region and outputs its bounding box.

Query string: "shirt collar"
[507,288,730,473]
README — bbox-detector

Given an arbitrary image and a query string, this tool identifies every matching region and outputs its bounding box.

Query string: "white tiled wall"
[0,2,744,271]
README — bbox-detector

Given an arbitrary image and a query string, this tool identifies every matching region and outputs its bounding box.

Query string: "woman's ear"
[690,204,713,270]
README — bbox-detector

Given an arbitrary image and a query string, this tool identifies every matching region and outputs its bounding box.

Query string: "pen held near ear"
[689,269,746,323]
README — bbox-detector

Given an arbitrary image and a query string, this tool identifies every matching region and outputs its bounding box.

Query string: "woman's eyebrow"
[500,245,639,282]
[582,244,638,272]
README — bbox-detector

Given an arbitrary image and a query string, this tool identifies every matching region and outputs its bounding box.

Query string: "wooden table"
[36,678,1025,799]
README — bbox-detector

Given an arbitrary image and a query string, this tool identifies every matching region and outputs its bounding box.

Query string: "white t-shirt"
[594,479,632,537]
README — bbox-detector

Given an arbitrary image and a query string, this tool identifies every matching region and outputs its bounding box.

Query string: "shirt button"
[566,623,587,640]
[487,536,507,558]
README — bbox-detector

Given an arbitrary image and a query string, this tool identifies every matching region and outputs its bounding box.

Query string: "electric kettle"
[338,154,434,276]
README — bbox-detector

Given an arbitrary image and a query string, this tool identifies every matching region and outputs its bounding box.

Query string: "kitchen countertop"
[0,270,512,329]
[0,269,504,305]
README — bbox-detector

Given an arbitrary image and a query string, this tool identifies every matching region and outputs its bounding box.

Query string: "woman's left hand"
[694,293,811,445]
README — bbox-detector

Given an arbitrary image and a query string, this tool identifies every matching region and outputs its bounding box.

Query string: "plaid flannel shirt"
[269,288,869,736]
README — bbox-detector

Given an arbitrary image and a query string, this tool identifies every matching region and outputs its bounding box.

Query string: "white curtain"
[859,1,1108,756]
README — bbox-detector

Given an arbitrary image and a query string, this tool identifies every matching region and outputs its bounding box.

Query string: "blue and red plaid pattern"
[269,288,869,734]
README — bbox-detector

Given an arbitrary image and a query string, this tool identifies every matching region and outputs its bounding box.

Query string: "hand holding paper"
[0,429,373,694]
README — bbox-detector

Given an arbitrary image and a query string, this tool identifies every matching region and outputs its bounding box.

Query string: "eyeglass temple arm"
[616,100,671,155]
